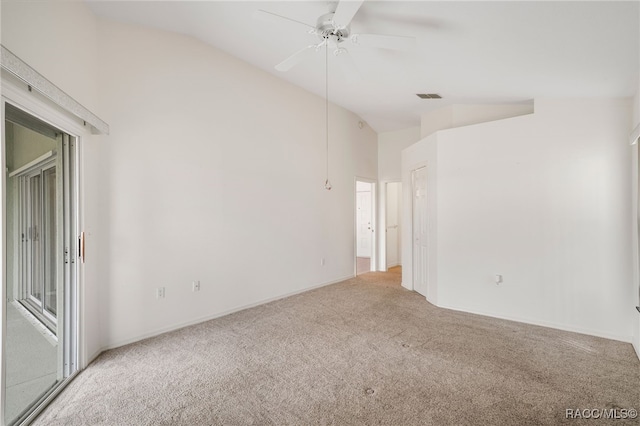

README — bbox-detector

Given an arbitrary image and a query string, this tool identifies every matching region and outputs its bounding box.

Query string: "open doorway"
[355,179,375,275]
[385,182,402,277]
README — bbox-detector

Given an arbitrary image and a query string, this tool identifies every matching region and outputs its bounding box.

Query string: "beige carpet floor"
[34,271,639,425]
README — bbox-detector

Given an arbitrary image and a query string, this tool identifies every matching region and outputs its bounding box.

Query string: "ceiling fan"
[255,0,415,190]
[254,0,415,73]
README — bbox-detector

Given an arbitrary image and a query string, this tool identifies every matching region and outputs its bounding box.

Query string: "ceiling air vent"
[416,93,442,99]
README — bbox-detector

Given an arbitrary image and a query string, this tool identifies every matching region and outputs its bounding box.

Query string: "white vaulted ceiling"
[87,1,639,132]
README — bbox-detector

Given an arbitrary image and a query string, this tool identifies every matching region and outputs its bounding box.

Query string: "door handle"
[78,232,85,263]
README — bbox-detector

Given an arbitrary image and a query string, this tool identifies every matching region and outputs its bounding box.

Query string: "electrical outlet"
[156,287,165,299]
[495,274,503,285]
[320,258,325,266]
[192,280,201,292]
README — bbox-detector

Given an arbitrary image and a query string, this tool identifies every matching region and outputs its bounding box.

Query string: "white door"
[356,189,372,258]
[412,167,428,296]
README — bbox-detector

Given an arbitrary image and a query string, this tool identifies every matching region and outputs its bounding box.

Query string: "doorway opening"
[385,182,402,277]
[3,102,79,426]
[355,179,375,275]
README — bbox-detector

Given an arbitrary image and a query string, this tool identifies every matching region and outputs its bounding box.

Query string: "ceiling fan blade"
[333,0,365,28]
[275,45,318,72]
[351,33,415,51]
[336,49,362,81]
[253,9,315,32]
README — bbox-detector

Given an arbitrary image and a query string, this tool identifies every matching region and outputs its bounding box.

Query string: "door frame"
[354,177,377,275]
[1,76,84,426]
[384,181,402,271]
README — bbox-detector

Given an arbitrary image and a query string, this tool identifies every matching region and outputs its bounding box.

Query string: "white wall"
[378,126,420,182]
[1,0,104,364]
[629,0,639,357]
[1,1,98,114]
[95,21,377,348]
[404,99,635,342]
[2,3,377,353]
[632,82,640,358]
[420,103,534,139]
[635,1,640,360]
[377,126,419,270]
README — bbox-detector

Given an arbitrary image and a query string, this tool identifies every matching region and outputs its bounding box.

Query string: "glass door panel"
[28,174,42,306]
[3,103,78,426]
[43,167,57,318]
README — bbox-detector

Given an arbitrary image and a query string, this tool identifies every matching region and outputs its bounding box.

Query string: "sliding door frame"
[1,76,84,426]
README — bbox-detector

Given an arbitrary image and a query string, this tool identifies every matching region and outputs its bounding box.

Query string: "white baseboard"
[633,340,640,361]
[437,302,633,344]
[101,274,355,352]
[84,347,103,368]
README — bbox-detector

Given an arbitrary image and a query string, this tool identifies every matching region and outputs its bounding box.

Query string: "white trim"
[2,78,88,138]
[354,176,377,273]
[437,301,633,344]
[1,95,7,425]
[382,180,403,272]
[102,274,355,351]
[8,150,55,177]
[73,140,85,371]
[1,45,109,135]
[631,123,640,145]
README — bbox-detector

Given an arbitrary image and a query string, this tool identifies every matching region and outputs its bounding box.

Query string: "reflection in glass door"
[3,103,78,426]
[19,161,58,332]
[43,166,57,320]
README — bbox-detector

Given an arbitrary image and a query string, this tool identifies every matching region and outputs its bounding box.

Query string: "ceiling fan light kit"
[317,12,350,40]
[258,0,415,73]
[257,0,415,189]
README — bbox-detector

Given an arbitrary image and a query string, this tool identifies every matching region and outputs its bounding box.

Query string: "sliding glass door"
[3,102,78,426]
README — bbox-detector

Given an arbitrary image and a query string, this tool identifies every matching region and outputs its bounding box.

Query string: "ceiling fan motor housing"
[316,12,350,42]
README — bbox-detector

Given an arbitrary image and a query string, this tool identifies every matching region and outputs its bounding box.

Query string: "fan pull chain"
[324,37,332,191]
